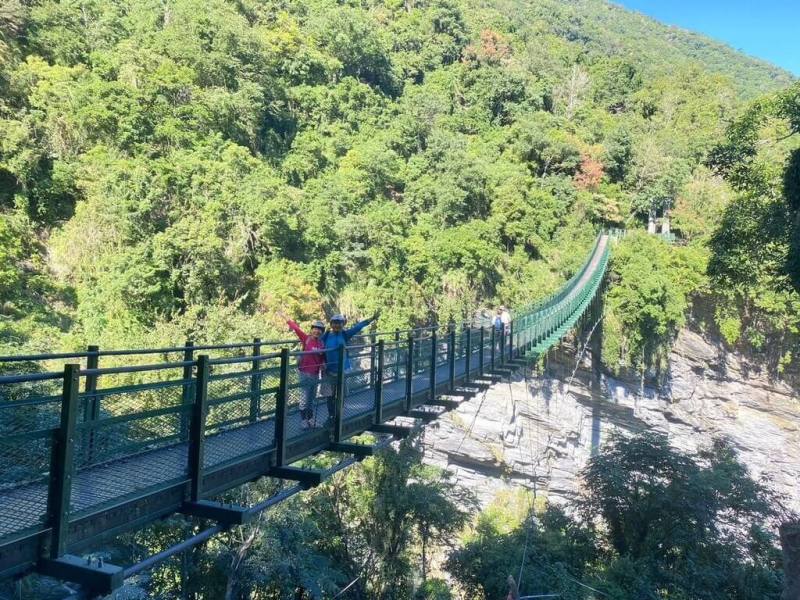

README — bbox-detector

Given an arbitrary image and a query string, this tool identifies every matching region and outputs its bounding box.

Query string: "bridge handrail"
[0,233,613,586]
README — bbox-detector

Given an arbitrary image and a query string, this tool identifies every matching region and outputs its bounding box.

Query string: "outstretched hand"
[275,309,288,321]
[371,310,381,322]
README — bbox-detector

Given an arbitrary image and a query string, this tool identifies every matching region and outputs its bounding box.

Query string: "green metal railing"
[0,233,612,586]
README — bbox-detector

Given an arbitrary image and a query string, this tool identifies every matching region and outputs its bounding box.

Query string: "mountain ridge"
[499,0,796,98]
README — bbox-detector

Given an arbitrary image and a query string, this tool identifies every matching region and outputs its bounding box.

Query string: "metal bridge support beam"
[393,329,401,382]
[274,348,289,466]
[478,327,485,377]
[83,345,99,465]
[499,328,505,367]
[448,326,456,391]
[188,355,210,503]
[405,334,414,411]
[41,366,125,596]
[249,338,262,423]
[590,283,605,381]
[333,343,346,443]
[180,341,194,441]
[490,326,496,371]
[47,363,80,559]
[374,340,384,424]
[369,333,377,387]
[39,555,123,597]
[465,327,471,384]
[429,330,437,402]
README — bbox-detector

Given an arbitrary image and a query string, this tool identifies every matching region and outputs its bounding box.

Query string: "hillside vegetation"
[1,1,799,598]
[0,0,797,377]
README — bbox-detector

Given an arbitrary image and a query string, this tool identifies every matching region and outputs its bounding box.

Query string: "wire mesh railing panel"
[0,434,52,539]
[87,369,188,420]
[204,355,281,468]
[286,368,309,439]
[348,346,374,387]
[0,376,63,432]
[383,344,403,383]
[413,337,432,376]
[206,372,252,432]
[70,369,190,518]
[256,363,281,422]
[343,368,374,420]
[73,403,187,471]
[0,375,63,540]
[457,329,467,360]
[435,337,449,369]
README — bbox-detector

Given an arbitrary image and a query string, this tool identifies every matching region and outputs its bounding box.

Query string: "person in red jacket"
[279,311,326,429]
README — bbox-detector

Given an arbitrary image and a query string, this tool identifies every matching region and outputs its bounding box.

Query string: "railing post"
[429,330,438,402]
[405,334,414,411]
[369,333,377,387]
[274,348,289,466]
[249,338,262,423]
[465,326,472,384]
[188,355,210,503]
[374,340,384,424]
[448,326,456,391]
[83,345,99,465]
[509,321,514,360]
[47,364,80,559]
[180,341,194,441]
[334,343,346,442]
[83,345,100,421]
[490,326,496,371]
[414,330,421,373]
[393,329,401,382]
[499,327,505,366]
[479,327,485,376]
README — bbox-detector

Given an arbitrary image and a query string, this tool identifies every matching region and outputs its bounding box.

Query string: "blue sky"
[616,0,800,76]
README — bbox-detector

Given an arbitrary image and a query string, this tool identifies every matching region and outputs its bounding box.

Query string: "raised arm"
[343,312,380,340]
[286,319,309,343]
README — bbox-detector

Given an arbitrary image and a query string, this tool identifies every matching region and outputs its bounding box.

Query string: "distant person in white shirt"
[500,305,511,333]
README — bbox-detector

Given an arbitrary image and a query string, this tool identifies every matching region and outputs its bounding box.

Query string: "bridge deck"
[0,348,486,541]
[0,235,608,580]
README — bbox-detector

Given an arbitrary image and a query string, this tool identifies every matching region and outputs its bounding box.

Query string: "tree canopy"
[0,0,795,375]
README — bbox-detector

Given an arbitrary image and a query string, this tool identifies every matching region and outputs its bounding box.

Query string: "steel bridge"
[0,235,610,595]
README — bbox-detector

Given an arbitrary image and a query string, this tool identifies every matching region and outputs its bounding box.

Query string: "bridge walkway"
[0,234,610,591]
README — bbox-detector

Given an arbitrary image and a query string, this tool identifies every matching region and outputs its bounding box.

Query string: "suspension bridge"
[0,234,611,595]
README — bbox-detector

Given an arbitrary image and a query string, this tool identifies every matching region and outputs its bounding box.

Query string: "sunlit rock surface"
[423,329,800,511]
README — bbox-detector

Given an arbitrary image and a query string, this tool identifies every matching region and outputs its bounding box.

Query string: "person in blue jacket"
[320,311,380,425]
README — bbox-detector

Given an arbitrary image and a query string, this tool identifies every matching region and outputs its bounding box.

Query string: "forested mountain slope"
[0,0,797,377]
[503,0,793,99]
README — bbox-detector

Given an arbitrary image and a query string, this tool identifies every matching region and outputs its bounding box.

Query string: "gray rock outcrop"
[422,328,800,511]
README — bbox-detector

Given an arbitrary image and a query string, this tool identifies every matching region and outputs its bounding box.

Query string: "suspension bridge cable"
[512,299,610,599]
[332,575,362,598]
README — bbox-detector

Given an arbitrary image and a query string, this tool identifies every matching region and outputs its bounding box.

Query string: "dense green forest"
[0,0,797,377]
[2,0,800,598]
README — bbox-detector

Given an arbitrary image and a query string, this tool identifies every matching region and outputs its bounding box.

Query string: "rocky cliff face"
[422,329,800,511]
